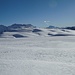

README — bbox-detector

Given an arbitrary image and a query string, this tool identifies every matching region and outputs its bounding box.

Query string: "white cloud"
[44,21,50,25]
[44,21,47,23]
[44,21,50,23]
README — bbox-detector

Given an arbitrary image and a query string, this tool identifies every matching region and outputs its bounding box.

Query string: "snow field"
[0,36,75,75]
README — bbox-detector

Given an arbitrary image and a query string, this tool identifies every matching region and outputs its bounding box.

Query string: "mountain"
[7,24,36,32]
[47,25,75,30]
[32,29,42,32]
[8,24,36,29]
[0,25,8,35]
[46,25,59,29]
[65,26,75,30]
[0,24,75,38]
[0,24,36,37]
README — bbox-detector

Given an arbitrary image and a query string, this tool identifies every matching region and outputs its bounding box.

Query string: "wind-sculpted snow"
[0,36,75,75]
[1,28,75,38]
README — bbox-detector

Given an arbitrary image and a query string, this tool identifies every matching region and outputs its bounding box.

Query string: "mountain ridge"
[0,24,75,38]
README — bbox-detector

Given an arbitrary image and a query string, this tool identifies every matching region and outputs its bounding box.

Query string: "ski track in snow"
[0,36,75,75]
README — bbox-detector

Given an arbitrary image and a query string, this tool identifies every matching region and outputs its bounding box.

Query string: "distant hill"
[65,26,75,30]
[7,24,36,32]
[0,24,36,34]
[8,24,36,29]
[0,25,7,35]
[0,24,75,38]
[46,25,59,29]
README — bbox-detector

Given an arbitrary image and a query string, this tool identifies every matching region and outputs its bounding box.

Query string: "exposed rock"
[32,29,42,32]
[13,34,27,38]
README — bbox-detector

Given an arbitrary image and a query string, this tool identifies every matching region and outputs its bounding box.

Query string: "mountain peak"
[8,24,36,29]
[46,25,58,29]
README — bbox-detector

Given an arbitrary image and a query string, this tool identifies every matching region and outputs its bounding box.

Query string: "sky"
[0,0,75,27]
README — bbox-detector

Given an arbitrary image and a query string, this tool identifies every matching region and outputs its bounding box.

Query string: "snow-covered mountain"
[65,26,75,30]
[1,24,75,75]
[0,24,35,37]
[0,24,36,33]
[8,24,36,30]
[0,25,8,34]
[1,28,75,38]
[46,25,59,29]
[0,24,75,38]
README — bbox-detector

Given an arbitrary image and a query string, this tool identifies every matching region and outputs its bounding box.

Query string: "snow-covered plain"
[0,29,75,75]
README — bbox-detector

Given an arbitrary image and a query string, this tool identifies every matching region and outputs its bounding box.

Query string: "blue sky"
[0,0,75,27]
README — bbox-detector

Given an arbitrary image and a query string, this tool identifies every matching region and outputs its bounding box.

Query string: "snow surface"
[0,28,75,75]
[1,28,75,38]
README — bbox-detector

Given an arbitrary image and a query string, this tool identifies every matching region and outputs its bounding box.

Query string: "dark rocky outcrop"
[13,34,27,38]
[32,29,42,32]
[0,25,8,35]
[46,25,59,29]
[65,26,75,30]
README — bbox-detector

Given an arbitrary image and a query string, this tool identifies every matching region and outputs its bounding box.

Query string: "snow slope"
[0,28,75,75]
[1,28,75,38]
[0,35,75,75]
